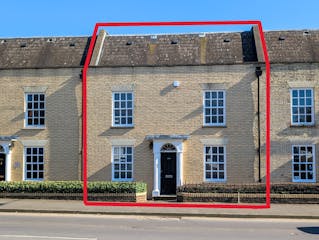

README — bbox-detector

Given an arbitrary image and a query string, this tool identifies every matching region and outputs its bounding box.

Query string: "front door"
[0,154,5,181]
[160,152,176,195]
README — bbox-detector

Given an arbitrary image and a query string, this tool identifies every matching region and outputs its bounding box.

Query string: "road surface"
[0,212,318,239]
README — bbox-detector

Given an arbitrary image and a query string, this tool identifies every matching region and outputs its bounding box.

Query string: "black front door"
[160,152,176,195]
[0,154,5,181]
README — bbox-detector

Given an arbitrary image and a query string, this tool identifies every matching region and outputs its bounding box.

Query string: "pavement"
[1,198,319,219]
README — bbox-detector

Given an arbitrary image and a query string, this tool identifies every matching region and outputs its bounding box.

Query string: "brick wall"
[87,64,259,196]
[260,63,319,183]
[0,68,82,181]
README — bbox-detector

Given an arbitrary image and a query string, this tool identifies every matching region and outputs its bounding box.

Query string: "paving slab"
[1,198,319,219]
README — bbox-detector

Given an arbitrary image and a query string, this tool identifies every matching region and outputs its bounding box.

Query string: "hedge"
[177,183,319,194]
[0,181,147,194]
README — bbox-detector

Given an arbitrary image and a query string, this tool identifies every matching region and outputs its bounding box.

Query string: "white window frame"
[111,146,134,182]
[24,93,46,128]
[290,88,314,126]
[112,92,134,127]
[203,145,227,182]
[203,90,226,126]
[23,147,44,181]
[292,145,316,183]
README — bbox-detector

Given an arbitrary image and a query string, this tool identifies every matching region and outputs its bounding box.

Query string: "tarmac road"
[0,212,318,240]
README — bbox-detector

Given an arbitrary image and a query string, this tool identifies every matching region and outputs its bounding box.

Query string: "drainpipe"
[255,66,263,182]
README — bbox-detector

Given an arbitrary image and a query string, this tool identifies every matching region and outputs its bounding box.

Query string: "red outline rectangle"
[82,20,271,209]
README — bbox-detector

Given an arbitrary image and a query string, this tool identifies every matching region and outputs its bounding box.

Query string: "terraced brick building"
[0,26,318,198]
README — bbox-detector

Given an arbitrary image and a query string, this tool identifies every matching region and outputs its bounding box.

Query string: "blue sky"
[1,0,318,37]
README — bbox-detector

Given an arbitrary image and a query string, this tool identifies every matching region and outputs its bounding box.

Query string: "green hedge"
[177,183,319,194]
[0,181,147,194]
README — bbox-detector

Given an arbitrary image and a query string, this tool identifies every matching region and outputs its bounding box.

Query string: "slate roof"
[0,37,90,69]
[0,30,318,69]
[265,30,319,63]
[97,32,256,67]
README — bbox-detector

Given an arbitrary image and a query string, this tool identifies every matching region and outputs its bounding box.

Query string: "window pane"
[120,164,126,170]
[205,116,210,123]
[205,164,211,170]
[306,115,312,123]
[306,107,312,114]
[212,116,217,123]
[292,90,298,97]
[212,100,217,106]
[307,172,313,180]
[219,147,224,154]
[306,90,311,97]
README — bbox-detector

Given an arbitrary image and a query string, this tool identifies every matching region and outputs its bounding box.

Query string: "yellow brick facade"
[0,68,82,181]
[87,65,260,197]
[1,30,318,199]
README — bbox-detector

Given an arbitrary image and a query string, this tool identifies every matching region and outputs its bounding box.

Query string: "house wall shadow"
[88,165,112,181]
[99,127,133,137]
[45,77,81,180]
